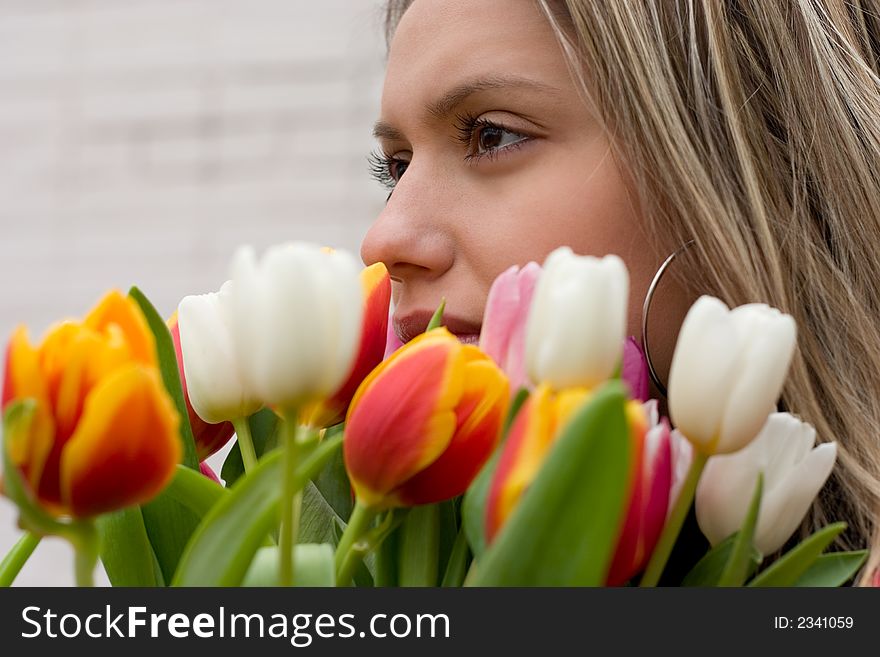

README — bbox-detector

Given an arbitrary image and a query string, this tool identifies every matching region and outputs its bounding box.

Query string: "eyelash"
[367,150,402,191]
[368,112,530,191]
[452,110,529,163]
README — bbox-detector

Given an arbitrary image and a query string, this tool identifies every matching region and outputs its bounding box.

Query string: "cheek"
[459,139,667,335]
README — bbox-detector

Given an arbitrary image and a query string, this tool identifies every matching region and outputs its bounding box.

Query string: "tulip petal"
[168,314,235,460]
[303,263,391,428]
[526,251,628,389]
[717,306,796,453]
[395,353,509,505]
[3,326,49,410]
[696,413,836,553]
[756,442,837,554]
[60,365,181,517]
[82,290,156,366]
[344,331,463,507]
[178,284,260,424]
[231,243,363,408]
[667,296,741,450]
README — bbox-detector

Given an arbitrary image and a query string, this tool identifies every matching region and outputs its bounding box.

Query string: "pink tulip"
[607,399,673,585]
[622,337,650,401]
[479,262,541,393]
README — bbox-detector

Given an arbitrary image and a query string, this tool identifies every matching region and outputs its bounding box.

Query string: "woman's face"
[361,0,691,384]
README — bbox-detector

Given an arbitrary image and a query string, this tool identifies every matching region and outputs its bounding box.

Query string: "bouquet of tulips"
[0,242,866,587]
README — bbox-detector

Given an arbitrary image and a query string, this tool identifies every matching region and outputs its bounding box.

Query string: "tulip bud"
[168,311,235,460]
[525,248,629,390]
[667,296,797,454]
[301,262,392,428]
[2,291,181,518]
[484,384,591,543]
[606,400,672,585]
[344,328,509,509]
[479,262,541,393]
[176,281,261,427]
[696,412,837,554]
[485,384,666,585]
[229,242,364,410]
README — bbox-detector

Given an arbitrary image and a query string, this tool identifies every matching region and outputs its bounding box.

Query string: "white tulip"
[178,281,261,424]
[229,242,363,410]
[525,247,629,389]
[696,412,837,554]
[667,296,797,454]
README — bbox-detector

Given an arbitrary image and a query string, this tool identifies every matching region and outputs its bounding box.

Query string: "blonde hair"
[385,0,880,584]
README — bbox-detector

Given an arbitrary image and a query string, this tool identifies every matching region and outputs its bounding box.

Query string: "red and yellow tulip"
[485,383,670,584]
[1,291,181,518]
[484,384,591,542]
[344,327,509,509]
[606,401,672,585]
[302,262,391,429]
[168,311,235,460]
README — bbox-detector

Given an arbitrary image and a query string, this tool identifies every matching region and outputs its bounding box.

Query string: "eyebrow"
[372,75,560,141]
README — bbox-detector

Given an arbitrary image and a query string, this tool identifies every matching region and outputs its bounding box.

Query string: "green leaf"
[441,528,471,587]
[172,433,343,586]
[473,381,632,586]
[0,532,40,587]
[128,286,199,470]
[140,495,202,585]
[222,408,279,487]
[717,473,764,587]
[374,525,399,587]
[793,550,868,587]
[97,508,164,587]
[298,481,344,546]
[462,386,530,561]
[682,534,761,586]
[242,544,335,587]
[397,504,440,587]
[426,298,446,331]
[310,424,353,519]
[163,464,227,517]
[748,523,847,587]
[503,387,531,435]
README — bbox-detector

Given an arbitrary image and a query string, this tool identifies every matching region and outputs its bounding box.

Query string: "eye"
[475,124,528,155]
[368,150,411,190]
[453,111,531,161]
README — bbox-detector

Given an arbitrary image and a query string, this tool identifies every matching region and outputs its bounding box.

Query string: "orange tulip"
[344,327,509,509]
[1,291,181,518]
[168,312,235,460]
[301,262,391,429]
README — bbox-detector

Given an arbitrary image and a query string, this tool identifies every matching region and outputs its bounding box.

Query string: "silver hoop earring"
[641,239,695,399]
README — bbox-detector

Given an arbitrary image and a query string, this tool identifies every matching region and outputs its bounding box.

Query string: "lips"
[393,310,482,346]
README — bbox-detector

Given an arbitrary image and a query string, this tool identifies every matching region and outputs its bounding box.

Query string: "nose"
[360,170,455,284]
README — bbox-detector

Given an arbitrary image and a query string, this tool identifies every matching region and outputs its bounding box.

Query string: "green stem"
[334,501,376,586]
[0,532,41,587]
[640,451,708,587]
[278,415,316,587]
[232,416,258,473]
[70,523,99,588]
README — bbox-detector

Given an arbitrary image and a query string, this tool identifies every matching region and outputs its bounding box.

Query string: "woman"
[360,0,880,584]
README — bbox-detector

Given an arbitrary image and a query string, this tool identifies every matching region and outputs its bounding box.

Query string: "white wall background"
[0,0,389,585]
